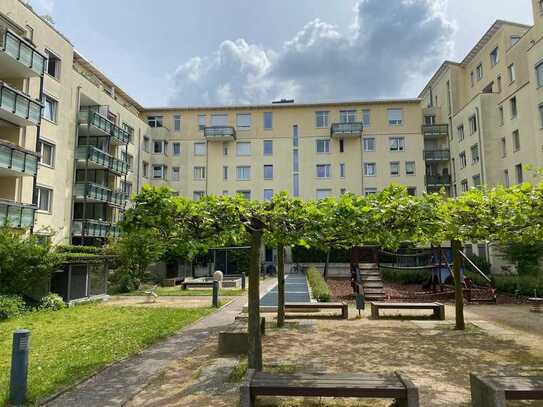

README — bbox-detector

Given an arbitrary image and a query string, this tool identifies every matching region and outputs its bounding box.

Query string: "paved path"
[44,278,277,407]
[260,273,310,307]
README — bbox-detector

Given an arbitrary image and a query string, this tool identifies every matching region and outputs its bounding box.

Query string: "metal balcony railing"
[78,108,130,145]
[0,199,35,228]
[203,126,236,141]
[0,28,46,77]
[423,149,450,161]
[73,182,128,207]
[0,139,38,176]
[330,122,363,138]
[0,82,42,126]
[425,174,452,186]
[422,124,449,138]
[76,145,128,175]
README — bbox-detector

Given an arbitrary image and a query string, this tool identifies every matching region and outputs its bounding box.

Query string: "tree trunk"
[323,250,331,281]
[277,244,285,328]
[248,230,263,370]
[452,239,465,330]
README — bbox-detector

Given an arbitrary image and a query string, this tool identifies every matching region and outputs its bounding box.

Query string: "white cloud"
[169,0,455,105]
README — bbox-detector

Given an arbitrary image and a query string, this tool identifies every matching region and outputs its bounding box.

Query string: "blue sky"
[30,0,534,107]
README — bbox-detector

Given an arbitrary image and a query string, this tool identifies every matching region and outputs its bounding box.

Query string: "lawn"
[122,286,246,297]
[0,304,214,405]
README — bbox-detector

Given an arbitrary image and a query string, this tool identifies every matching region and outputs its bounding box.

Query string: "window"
[471,144,480,165]
[536,62,543,87]
[193,191,205,201]
[293,173,300,197]
[292,125,299,147]
[510,97,518,118]
[504,169,510,187]
[390,161,400,176]
[198,114,206,130]
[153,140,165,154]
[45,50,61,79]
[142,161,149,177]
[263,189,274,201]
[173,115,181,131]
[501,137,507,157]
[172,167,180,181]
[405,161,416,176]
[38,140,54,167]
[153,165,166,179]
[236,166,251,181]
[315,111,329,128]
[407,187,416,196]
[365,188,377,196]
[515,163,523,183]
[490,47,499,66]
[364,162,376,176]
[211,114,228,126]
[539,103,543,128]
[263,140,273,156]
[223,166,228,180]
[42,95,58,122]
[497,75,502,93]
[316,139,330,153]
[389,137,405,151]
[193,166,206,180]
[459,151,467,169]
[470,71,475,87]
[362,109,370,127]
[339,163,345,178]
[498,106,504,126]
[512,130,520,151]
[316,189,332,200]
[510,35,521,46]
[461,179,469,192]
[340,110,356,123]
[263,112,273,130]
[121,181,132,197]
[340,188,347,195]
[508,63,516,83]
[469,115,477,134]
[473,175,481,188]
[122,123,135,143]
[457,125,465,141]
[25,25,34,42]
[173,142,181,156]
[387,108,403,126]
[237,190,251,200]
[194,142,206,156]
[121,152,134,171]
[223,142,229,156]
[143,136,150,153]
[236,142,251,156]
[236,113,252,129]
[34,186,52,212]
[363,137,375,152]
[263,165,273,180]
[476,63,483,80]
[293,149,299,172]
[316,164,331,178]
[147,116,163,128]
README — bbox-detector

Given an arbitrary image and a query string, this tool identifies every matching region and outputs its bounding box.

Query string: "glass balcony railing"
[330,122,363,138]
[78,108,130,145]
[0,139,38,176]
[73,182,127,207]
[76,145,128,175]
[0,199,35,228]
[423,149,450,161]
[0,28,46,77]
[204,126,236,141]
[0,82,41,126]
[422,124,449,138]
[425,174,452,186]
[72,219,110,238]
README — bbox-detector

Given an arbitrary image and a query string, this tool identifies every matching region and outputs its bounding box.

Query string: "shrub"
[465,254,491,275]
[382,268,430,285]
[494,275,542,297]
[306,267,331,302]
[0,295,26,320]
[39,293,66,311]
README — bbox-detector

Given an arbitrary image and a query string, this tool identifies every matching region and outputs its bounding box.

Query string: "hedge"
[381,268,430,285]
[306,267,331,302]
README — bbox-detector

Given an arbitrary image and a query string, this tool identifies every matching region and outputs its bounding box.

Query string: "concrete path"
[260,273,310,307]
[43,278,277,407]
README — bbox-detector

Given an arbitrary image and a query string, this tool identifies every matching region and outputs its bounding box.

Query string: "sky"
[29,0,534,107]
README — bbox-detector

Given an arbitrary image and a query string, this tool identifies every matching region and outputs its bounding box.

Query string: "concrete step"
[359,263,378,269]
[363,282,384,289]
[363,288,385,295]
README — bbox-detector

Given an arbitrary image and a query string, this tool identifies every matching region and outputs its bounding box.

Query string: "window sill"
[41,117,57,125]
[38,163,54,169]
[36,210,52,215]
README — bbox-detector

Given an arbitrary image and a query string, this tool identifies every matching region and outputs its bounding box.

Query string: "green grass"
[0,304,214,405]
[306,267,331,302]
[121,286,246,297]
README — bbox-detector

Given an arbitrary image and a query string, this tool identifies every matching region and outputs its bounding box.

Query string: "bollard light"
[10,329,30,406]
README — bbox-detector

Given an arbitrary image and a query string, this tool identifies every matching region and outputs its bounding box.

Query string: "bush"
[494,275,542,297]
[39,293,66,311]
[306,267,331,302]
[0,295,26,320]
[465,254,491,275]
[382,268,430,285]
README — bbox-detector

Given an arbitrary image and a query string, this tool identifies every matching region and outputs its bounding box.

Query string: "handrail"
[459,250,492,283]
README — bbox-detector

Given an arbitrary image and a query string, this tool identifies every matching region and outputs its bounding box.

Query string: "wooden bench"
[284,302,348,319]
[240,370,419,407]
[218,317,265,355]
[370,302,445,320]
[181,281,214,290]
[470,374,543,406]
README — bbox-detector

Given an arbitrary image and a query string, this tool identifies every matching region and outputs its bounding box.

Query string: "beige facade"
[1,0,543,261]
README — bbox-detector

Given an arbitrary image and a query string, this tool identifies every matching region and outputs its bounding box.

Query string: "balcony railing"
[425,174,452,186]
[0,199,35,228]
[203,126,236,141]
[76,145,128,175]
[72,219,111,238]
[0,28,46,77]
[0,82,42,127]
[422,124,449,138]
[78,108,130,145]
[330,122,363,138]
[0,139,38,176]
[423,149,450,161]
[73,182,128,207]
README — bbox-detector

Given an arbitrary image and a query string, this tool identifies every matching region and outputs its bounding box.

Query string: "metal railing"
[422,124,449,138]
[72,219,110,238]
[423,149,450,161]
[0,139,38,176]
[0,28,46,76]
[78,108,130,144]
[73,182,128,206]
[330,122,363,137]
[76,145,128,175]
[203,126,236,140]
[425,174,452,185]
[0,82,42,125]
[0,199,35,228]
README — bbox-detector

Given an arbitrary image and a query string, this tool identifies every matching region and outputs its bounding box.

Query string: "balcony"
[423,149,450,161]
[78,109,130,145]
[75,145,128,175]
[0,199,35,228]
[425,174,452,186]
[72,219,111,238]
[0,139,38,177]
[204,126,236,141]
[73,182,128,207]
[422,124,449,139]
[0,28,46,78]
[330,122,363,138]
[0,82,42,126]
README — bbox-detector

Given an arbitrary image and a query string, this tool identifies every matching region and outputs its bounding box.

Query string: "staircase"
[359,263,385,302]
